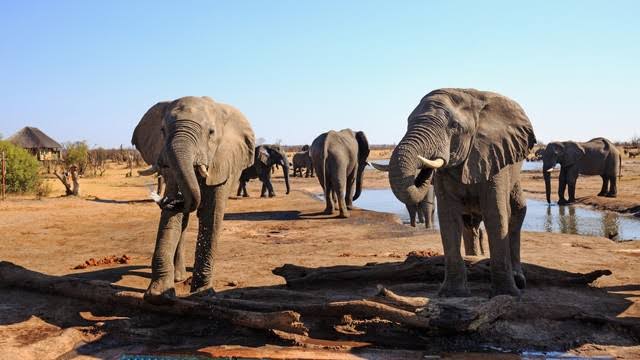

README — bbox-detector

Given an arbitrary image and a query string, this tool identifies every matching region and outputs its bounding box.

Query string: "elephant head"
[541,141,585,203]
[353,131,370,201]
[257,144,291,194]
[132,96,255,212]
[388,89,535,204]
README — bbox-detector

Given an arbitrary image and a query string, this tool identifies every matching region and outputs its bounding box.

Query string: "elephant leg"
[236,181,243,197]
[462,215,480,256]
[406,204,417,227]
[480,178,520,297]
[333,168,349,218]
[434,178,469,297]
[191,184,229,294]
[417,200,426,224]
[173,213,190,282]
[345,172,355,210]
[263,172,275,197]
[323,179,334,214]
[567,167,579,203]
[598,175,608,196]
[607,175,617,197]
[509,182,527,289]
[144,209,188,304]
[260,180,268,197]
[557,167,568,205]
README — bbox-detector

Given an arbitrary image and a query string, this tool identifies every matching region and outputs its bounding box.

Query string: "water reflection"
[354,189,640,241]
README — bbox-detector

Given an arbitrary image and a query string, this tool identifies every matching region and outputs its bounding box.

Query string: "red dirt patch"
[73,254,131,269]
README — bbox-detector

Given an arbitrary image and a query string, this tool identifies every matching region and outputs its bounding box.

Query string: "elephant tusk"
[197,165,209,179]
[546,168,554,173]
[138,164,158,176]
[370,162,390,172]
[417,156,444,169]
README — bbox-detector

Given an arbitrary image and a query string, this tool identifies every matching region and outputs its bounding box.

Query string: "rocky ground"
[0,154,639,359]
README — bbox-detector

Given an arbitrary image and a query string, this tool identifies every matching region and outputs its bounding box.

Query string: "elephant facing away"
[132,96,255,304]
[237,144,291,197]
[292,147,314,177]
[370,162,486,255]
[387,89,536,297]
[310,129,370,218]
[542,138,621,205]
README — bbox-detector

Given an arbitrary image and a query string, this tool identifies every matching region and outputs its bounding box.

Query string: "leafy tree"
[64,141,89,174]
[0,141,41,193]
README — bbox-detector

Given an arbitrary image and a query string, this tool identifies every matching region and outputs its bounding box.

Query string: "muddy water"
[354,189,640,241]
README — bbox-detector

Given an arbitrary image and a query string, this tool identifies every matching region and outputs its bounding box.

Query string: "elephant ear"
[206,104,256,186]
[355,131,370,163]
[257,146,270,166]
[461,94,536,184]
[562,142,585,166]
[131,101,170,165]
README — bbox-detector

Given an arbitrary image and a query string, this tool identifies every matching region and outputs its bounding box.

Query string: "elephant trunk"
[169,136,201,213]
[353,162,366,200]
[282,159,291,194]
[544,171,552,204]
[388,123,446,206]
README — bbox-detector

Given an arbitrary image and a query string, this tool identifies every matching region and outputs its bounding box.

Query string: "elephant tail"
[322,137,329,192]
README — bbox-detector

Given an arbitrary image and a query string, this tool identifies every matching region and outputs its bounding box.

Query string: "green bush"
[0,141,41,193]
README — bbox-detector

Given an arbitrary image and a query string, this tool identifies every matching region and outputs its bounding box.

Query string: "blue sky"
[1,1,638,147]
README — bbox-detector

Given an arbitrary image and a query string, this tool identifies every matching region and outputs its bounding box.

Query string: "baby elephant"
[310,129,369,218]
[292,145,314,177]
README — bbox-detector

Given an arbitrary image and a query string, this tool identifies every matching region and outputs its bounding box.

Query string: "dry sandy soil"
[1,155,639,359]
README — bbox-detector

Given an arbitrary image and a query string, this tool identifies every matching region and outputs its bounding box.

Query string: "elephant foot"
[269,193,276,198]
[557,199,569,205]
[260,194,267,198]
[338,210,350,218]
[514,271,527,290]
[144,279,177,305]
[174,268,189,283]
[242,194,249,198]
[346,204,353,210]
[190,286,216,298]
[597,191,606,197]
[437,281,471,298]
[490,284,521,298]
[605,192,617,198]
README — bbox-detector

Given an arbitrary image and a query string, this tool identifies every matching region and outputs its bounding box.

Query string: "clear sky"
[1,1,638,148]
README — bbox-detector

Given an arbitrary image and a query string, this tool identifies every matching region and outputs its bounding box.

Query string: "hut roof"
[8,127,62,149]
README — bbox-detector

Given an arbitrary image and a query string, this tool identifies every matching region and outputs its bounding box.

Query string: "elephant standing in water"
[132,96,255,304]
[370,162,486,255]
[387,89,536,297]
[292,145,314,177]
[237,144,291,197]
[310,129,370,218]
[542,138,621,205]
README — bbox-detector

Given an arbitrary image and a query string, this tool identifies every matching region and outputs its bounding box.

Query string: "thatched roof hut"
[8,127,62,161]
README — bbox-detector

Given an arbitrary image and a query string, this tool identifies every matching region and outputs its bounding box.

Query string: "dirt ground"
[1,155,640,359]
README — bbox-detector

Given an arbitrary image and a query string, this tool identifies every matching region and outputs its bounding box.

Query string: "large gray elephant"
[310,129,370,218]
[131,96,255,304]
[387,89,536,297]
[292,145,314,178]
[237,144,291,197]
[542,138,621,205]
[370,162,485,256]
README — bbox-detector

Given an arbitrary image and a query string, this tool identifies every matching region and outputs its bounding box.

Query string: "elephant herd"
[130,88,620,305]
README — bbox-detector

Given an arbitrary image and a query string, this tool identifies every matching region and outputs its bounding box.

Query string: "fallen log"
[273,256,611,288]
[0,261,307,335]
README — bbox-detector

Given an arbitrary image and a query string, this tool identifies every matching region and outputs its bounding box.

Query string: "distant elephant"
[624,148,639,159]
[371,162,486,256]
[131,96,255,304]
[542,138,621,205]
[387,89,536,297]
[237,144,291,197]
[310,129,369,218]
[292,148,314,177]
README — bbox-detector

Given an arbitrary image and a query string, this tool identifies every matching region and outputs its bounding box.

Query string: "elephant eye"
[209,129,215,136]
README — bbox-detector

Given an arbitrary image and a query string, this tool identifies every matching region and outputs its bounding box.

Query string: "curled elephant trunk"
[388,137,436,206]
[544,171,552,204]
[170,138,201,213]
